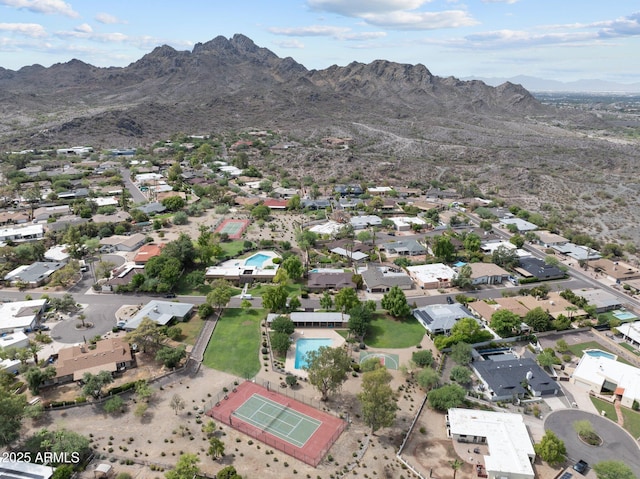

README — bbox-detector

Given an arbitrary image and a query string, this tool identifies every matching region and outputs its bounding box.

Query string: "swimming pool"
[613,309,637,321]
[245,253,270,268]
[294,338,333,369]
[585,349,617,360]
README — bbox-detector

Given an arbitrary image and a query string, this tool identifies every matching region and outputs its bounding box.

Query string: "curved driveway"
[544,409,640,477]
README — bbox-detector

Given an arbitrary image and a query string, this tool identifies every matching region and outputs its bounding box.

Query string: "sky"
[0,0,639,83]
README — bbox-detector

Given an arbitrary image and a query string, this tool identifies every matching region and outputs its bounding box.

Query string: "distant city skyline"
[0,0,638,84]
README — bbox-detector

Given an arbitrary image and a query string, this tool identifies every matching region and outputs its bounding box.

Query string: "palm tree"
[208,437,225,460]
[29,343,43,364]
[450,459,463,479]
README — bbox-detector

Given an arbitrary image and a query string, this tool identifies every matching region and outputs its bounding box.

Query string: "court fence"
[209,400,346,467]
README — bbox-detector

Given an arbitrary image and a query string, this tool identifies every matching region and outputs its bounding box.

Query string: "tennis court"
[359,351,399,370]
[233,394,320,447]
[214,219,250,239]
[207,381,346,467]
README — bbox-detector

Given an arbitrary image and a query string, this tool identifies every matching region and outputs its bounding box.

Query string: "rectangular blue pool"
[245,253,269,268]
[294,338,333,369]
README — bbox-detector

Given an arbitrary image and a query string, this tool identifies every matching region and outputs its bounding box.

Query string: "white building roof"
[0,330,29,349]
[135,172,163,183]
[448,408,535,479]
[0,223,44,241]
[618,321,640,344]
[573,354,640,405]
[124,301,194,331]
[406,263,456,284]
[309,221,348,236]
[92,196,119,207]
[330,247,368,261]
[499,218,538,231]
[44,244,71,262]
[0,461,55,479]
[0,299,47,331]
[390,216,426,228]
[267,312,350,324]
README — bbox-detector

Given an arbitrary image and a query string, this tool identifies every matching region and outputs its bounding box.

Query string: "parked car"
[446,296,454,304]
[163,293,177,298]
[573,460,588,475]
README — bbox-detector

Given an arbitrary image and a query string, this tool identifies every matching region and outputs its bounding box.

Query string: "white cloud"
[95,12,125,25]
[273,39,305,49]
[0,22,47,37]
[481,0,519,4]
[55,29,128,43]
[308,0,431,16]
[74,23,92,34]
[270,25,386,41]
[0,0,79,18]
[362,10,478,30]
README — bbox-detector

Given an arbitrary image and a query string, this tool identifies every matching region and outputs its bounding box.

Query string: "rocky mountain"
[0,33,557,148]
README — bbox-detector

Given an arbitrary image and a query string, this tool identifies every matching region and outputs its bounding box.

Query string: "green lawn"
[248,282,302,298]
[202,308,264,378]
[221,240,249,258]
[591,396,640,438]
[178,315,206,345]
[365,314,425,349]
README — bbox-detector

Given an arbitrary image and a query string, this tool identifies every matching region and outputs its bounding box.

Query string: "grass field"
[203,308,264,378]
[619,342,640,355]
[221,240,248,258]
[248,283,302,298]
[179,315,206,345]
[568,341,633,366]
[365,314,425,349]
[590,396,640,438]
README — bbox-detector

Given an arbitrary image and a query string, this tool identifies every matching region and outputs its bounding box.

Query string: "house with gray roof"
[307,271,356,292]
[361,264,413,293]
[412,303,476,335]
[350,215,382,229]
[135,202,166,215]
[517,257,565,281]
[122,300,194,331]
[472,357,560,402]
[4,262,65,287]
[499,217,538,232]
[380,239,426,256]
[267,312,349,327]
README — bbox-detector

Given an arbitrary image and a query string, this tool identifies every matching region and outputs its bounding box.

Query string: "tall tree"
[524,306,552,332]
[357,367,397,434]
[304,346,351,401]
[271,315,295,334]
[534,430,566,466]
[432,235,455,262]
[490,309,522,337]
[450,342,473,365]
[261,284,288,313]
[206,279,234,314]
[320,291,334,310]
[170,394,186,415]
[280,255,304,281]
[380,286,411,318]
[0,389,26,446]
[348,303,373,339]
[82,370,114,398]
[24,365,56,395]
[335,287,360,317]
[125,316,167,353]
[208,437,225,460]
[427,384,466,410]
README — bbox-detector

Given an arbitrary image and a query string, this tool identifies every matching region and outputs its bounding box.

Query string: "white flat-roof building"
[0,223,44,242]
[571,354,640,409]
[0,461,54,479]
[447,408,535,479]
[389,216,426,231]
[407,263,456,289]
[309,221,348,236]
[44,244,71,263]
[499,218,538,232]
[0,299,47,333]
[0,330,30,350]
[205,251,281,283]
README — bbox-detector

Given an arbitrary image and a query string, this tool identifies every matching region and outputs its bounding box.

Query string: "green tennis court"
[214,219,250,239]
[232,394,321,447]
[359,351,400,370]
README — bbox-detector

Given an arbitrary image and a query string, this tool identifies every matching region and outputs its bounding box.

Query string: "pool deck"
[285,328,346,378]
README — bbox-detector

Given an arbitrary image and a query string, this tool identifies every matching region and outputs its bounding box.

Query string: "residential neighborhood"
[1,133,640,479]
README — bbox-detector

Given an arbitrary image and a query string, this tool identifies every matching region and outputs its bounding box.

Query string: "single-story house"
[499,217,538,232]
[380,239,426,256]
[389,216,426,231]
[135,202,166,215]
[406,263,456,290]
[571,354,640,409]
[0,330,30,350]
[103,264,145,291]
[469,297,530,323]
[0,299,48,334]
[588,258,640,283]
[0,210,30,225]
[204,251,281,283]
[263,198,288,210]
[121,300,194,331]
[447,408,535,479]
[618,321,640,346]
[330,247,368,262]
[361,265,413,293]
[307,271,356,292]
[267,312,349,328]
[302,199,331,210]
[551,242,601,261]
[577,288,622,313]
[0,223,44,242]
[412,303,476,335]
[49,337,134,385]
[516,257,565,281]
[467,262,510,285]
[350,215,382,229]
[334,184,363,196]
[44,244,71,263]
[272,187,299,199]
[134,244,164,264]
[4,261,66,287]
[473,357,560,401]
[99,233,147,252]
[537,231,569,247]
[516,292,586,319]
[1,358,21,374]
[338,198,362,209]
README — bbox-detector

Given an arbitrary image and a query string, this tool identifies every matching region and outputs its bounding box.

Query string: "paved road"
[121,168,147,204]
[545,409,640,477]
